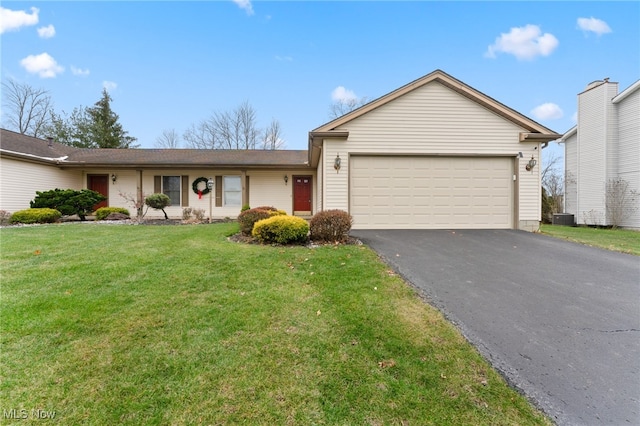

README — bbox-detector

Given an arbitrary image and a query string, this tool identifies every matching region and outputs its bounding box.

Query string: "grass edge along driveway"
[540,224,640,256]
[1,223,551,425]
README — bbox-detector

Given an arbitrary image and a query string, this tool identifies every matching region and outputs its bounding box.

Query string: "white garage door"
[350,156,513,229]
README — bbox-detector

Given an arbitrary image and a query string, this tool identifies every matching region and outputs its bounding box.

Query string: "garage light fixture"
[526,156,537,171]
[284,174,289,185]
[334,154,341,173]
[111,174,117,184]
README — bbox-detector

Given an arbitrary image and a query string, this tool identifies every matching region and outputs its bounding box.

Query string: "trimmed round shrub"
[9,208,62,224]
[95,207,130,221]
[309,209,353,242]
[252,215,309,245]
[145,193,171,219]
[237,206,286,235]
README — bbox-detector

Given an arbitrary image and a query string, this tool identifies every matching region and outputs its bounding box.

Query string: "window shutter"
[215,176,222,207]
[181,175,189,207]
[154,176,161,193]
[245,176,250,207]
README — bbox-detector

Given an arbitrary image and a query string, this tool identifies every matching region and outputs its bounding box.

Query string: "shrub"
[310,209,353,242]
[252,215,309,245]
[30,188,106,221]
[192,208,205,221]
[95,207,130,221]
[182,207,206,223]
[10,208,61,224]
[241,204,251,212]
[182,207,194,220]
[0,210,11,226]
[237,206,286,235]
[145,193,171,219]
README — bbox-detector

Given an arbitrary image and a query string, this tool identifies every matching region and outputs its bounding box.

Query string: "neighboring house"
[560,78,640,228]
[0,70,560,230]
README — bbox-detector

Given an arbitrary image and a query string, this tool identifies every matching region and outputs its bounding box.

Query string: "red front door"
[293,176,312,213]
[88,174,109,210]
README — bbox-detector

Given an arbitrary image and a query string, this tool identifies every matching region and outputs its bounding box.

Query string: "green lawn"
[1,223,550,425]
[540,224,640,255]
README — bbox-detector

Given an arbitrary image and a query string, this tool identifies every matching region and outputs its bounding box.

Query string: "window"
[223,176,241,206]
[163,176,181,206]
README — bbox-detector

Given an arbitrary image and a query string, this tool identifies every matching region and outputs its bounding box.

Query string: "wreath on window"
[192,177,211,199]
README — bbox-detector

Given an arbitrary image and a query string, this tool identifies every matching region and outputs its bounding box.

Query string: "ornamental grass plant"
[0,223,551,425]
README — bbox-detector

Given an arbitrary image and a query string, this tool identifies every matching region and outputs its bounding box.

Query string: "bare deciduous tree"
[606,178,638,228]
[329,96,369,119]
[155,129,181,148]
[260,118,286,150]
[541,151,564,215]
[1,79,53,137]
[184,101,284,150]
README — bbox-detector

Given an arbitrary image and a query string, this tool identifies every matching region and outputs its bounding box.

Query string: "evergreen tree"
[43,89,138,148]
[88,89,137,148]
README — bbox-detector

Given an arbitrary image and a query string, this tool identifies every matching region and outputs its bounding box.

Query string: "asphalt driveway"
[352,229,640,426]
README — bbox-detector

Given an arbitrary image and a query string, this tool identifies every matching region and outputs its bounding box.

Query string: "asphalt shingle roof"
[0,129,310,168]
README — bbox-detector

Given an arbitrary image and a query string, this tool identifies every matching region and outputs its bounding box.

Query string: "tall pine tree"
[43,89,138,148]
[88,89,137,148]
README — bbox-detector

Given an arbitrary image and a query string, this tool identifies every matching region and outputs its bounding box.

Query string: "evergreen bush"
[252,215,309,245]
[237,206,285,235]
[10,208,62,224]
[30,188,106,221]
[95,207,130,220]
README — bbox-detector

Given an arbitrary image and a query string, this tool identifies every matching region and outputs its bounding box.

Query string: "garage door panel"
[350,156,513,229]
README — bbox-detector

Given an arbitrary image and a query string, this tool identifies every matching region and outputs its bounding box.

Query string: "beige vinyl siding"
[322,81,540,223]
[82,169,140,213]
[0,158,82,212]
[615,87,640,228]
[563,133,578,215]
[104,169,317,219]
[247,170,315,215]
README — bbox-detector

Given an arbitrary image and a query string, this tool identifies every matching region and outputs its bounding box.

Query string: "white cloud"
[486,24,558,60]
[233,0,254,16]
[20,53,64,78]
[275,55,293,62]
[0,6,39,34]
[71,66,90,76]
[331,86,358,103]
[571,111,578,123]
[37,24,55,38]
[103,81,117,91]
[531,103,563,120]
[577,17,612,36]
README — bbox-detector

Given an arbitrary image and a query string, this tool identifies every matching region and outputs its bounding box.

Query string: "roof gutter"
[519,132,562,149]
[0,149,69,165]
[308,130,350,167]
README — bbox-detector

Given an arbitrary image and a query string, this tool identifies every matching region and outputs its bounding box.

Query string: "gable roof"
[612,79,640,104]
[0,128,309,169]
[308,69,561,164]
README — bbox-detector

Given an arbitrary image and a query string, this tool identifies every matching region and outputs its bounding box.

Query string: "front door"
[293,175,312,214]
[88,174,109,210]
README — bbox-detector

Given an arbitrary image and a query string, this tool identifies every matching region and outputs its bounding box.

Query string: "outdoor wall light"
[525,156,537,171]
[334,154,341,173]
[111,174,117,184]
[207,177,214,190]
[284,174,289,185]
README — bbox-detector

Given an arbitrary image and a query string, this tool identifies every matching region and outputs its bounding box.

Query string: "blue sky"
[1,1,639,164]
